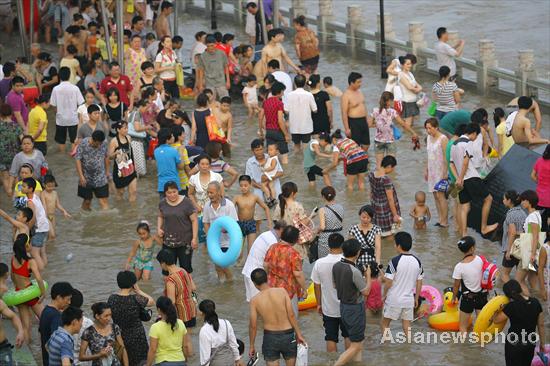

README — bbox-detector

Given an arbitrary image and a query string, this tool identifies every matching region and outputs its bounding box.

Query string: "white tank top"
[29,196,50,233]
[398,71,418,103]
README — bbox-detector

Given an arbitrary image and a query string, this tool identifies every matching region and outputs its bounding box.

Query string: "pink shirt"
[372,107,398,143]
[534,157,550,208]
[6,90,28,126]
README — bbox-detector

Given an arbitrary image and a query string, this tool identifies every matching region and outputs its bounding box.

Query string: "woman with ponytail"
[11,233,46,343]
[146,296,189,366]
[492,279,546,366]
[500,190,528,283]
[198,299,242,366]
[317,186,343,258]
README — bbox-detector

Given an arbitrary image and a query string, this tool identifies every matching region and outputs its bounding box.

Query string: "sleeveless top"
[398,71,418,103]
[139,77,153,91]
[165,269,196,322]
[426,134,447,192]
[194,109,211,149]
[136,240,156,263]
[11,257,31,278]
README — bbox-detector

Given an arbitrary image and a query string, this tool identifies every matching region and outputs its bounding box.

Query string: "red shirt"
[99,75,133,105]
[264,242,302,299]
[263,96,284,131]
[215,43,230,56]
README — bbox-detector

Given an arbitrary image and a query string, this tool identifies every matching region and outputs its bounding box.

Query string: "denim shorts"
[374,141,397,155]
[31,231,48,248]
[262,329,297,361]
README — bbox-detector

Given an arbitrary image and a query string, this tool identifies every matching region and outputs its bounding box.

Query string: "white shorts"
[383,305,414,321]
[244,274,260,302]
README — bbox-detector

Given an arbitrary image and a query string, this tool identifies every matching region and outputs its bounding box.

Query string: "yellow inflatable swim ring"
[473,295,509,342]
[298,283,317,311]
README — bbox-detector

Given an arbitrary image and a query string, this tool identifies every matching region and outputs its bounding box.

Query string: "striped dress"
[165,269,196,323]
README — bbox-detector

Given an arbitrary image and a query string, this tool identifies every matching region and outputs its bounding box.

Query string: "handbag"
[128,110,147,139]
[205,114,227,144]
[176,63,184,87]
[308,237,319,264]
[133,295,153,322]
[131,140,146,176]
[511,232,545,270]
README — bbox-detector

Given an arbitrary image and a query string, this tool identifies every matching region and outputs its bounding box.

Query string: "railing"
[183,0,550,110]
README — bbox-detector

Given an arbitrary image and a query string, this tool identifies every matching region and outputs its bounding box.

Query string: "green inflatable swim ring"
[3,280,48,306]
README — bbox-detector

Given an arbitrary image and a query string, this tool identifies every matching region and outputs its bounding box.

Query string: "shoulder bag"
[133,295,153,322]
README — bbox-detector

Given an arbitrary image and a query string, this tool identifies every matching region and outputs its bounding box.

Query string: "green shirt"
[440,109,471,135]
[149,319,187,364]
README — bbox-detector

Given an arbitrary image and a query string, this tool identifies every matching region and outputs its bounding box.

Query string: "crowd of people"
[0,1,548,366]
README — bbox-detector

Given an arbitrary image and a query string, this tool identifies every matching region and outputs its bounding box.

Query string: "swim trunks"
[238,220,257,236]
[348,116,370,146]
[262,329,297,362]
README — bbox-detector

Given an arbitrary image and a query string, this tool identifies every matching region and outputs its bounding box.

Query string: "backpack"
[479,255,498,290]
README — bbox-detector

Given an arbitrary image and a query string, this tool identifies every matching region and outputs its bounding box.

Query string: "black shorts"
[265,129,289,155]
[340,302,365,342]
[262,329,297,362]
[306,165,323,181]
[346,159,368,175]
[349,117,370,146]
[55,124,78,144]
[77,184,109,200]
[291,133,311,145]
[34,141,48,156]
[459,177,490,204]
[322,315,349,342]
[459,291,488,314]
[502,254,520,268]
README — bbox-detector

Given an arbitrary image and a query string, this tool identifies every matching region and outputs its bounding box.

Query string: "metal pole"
[16,0,30,60]
[379,0,388,78]
[259,0,268,46]
[173,0,179,36]
[100,0,113,63]
[29,0,34,48]
[211,0,217,29]
[116,0,124,71]
[273,0,280,28]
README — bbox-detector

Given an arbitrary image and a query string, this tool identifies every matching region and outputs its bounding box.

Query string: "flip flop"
[434,223,442,227]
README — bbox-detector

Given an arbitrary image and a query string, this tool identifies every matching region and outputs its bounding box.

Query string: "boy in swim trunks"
[41,174,71,240]
[234,175,272,261]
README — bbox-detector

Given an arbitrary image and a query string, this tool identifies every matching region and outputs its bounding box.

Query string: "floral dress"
[542,242,550,315]
[368,172,400,235]
[131,240,157,271]
[81,324,122,366]
[125,47,148,87]
[427,134,447,193]
[107,294,148,366]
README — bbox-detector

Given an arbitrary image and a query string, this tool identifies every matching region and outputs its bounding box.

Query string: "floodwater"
[0,4,549,366]
[280,0,550,78]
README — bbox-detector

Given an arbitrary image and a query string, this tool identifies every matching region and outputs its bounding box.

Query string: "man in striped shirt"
[47,306,83,366]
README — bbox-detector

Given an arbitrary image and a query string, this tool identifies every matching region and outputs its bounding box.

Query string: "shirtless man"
[249,268,306,366]
[64,25,87,58]
[507,96,542,133]
[341,72,373,152]
[234,175,272,257]
[509,96,549,146]
[261,29,301,73]
[155,1,173,39]
[215,96,234,157]
[0,263,25,360]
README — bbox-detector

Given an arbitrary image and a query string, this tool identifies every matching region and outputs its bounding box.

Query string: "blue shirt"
[47,327,74,366]
[39,305,62,366]
[154,144,181,191]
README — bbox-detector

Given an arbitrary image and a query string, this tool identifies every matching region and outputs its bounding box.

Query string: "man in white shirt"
[311,233,349,353]
[202,181,239,283]
[449,123,498,237]
[267,59,292,106]
[382,232,423,334]
[285,74,317,152]
[434,27,465,79]
[242,222,285,302]
[49,67,84,153]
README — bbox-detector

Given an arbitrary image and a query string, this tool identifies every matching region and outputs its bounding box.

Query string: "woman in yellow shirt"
[27,95,50,156]
[146,296,189,366]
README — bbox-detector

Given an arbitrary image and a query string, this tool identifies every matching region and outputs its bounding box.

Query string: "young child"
[261,143,280,208]
[41,174,71,240]
[13,164,43,200]
[242,75,260,119]
[323,76,342,98]
[0,207,32,240]
[234,175,272,259]
[125,221,162,281]
[409,191,431,229]
[22,178,50,270]
[365,263,384,316]
[216,96,234,157]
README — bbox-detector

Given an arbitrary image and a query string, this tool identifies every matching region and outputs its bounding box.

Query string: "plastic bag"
[427,101,437,117]
[205,114,227,143]
[296,343,308,366]
[392,124,402,140]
